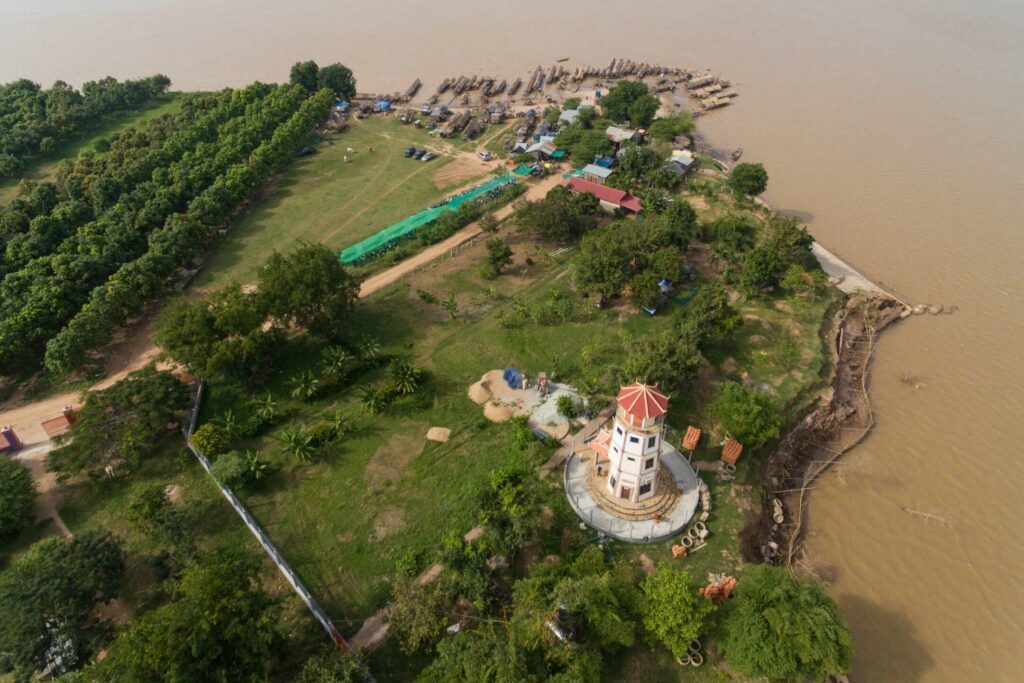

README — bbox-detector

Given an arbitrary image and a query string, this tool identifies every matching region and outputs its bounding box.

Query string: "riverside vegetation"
[0,72,853,682]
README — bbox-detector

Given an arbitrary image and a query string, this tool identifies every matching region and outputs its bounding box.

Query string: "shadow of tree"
[836,593,935,681]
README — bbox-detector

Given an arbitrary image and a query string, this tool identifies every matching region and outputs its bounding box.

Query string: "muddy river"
[2,0,1022,679]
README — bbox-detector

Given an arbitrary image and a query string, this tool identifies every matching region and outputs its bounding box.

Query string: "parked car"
[421,151,436,161]
[477,151,492,161]
[412,149,426,159]
[403,146,415,157]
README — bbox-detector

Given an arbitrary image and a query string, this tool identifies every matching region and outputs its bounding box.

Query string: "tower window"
[610,476,616,488]
[639,482,652,495]
[615,426,623,435]
[628,436,639,444]
[648,435,657,448]
[645,458,654,469]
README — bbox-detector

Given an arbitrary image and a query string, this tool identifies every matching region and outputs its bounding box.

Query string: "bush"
[707,382,782,446]
[307,423,337,447]
[209,451,250,489]
[729,162,768,197]
[0,459,36,539]
[416,289,437,304]
[556,394,578,419]
[642,567,715,659]
[190,423,232,457]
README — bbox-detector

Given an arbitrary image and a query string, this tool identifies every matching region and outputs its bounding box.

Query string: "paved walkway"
[565,443,700,543]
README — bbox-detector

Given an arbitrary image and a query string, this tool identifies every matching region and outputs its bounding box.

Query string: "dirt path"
[15,444,72,538]
[359,172,562,297]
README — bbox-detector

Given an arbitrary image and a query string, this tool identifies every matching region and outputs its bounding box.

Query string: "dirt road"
[359,172,561,297]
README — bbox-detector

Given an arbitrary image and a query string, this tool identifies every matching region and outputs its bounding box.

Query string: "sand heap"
[467,369,581,436]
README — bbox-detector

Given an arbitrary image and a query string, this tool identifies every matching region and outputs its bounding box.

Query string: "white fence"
[181,381,350,651]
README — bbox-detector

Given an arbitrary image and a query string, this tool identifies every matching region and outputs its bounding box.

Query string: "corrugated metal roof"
[561,177,642,213]
[582,163,614,179]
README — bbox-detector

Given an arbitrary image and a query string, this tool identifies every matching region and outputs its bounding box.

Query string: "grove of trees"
[598,80,661,128]
[0,458,36,539]
[0,75,171,177]
[289,60,357,101]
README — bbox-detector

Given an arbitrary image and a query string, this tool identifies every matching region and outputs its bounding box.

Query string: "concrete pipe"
[694,521,707,533]
[689,652,704,667]
[681,536,694,548]
[676,654,692,666]
[689,639,702,653]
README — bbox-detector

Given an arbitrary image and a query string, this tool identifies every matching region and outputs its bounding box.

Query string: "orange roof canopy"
[616,383,669,420]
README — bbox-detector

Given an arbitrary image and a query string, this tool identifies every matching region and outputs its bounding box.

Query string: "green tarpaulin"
[339,174,516,264]
[513,163,534,176]
[550,149,567,159]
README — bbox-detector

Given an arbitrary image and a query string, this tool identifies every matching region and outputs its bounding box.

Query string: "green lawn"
[193,116,492,289]
[0,93,184,202]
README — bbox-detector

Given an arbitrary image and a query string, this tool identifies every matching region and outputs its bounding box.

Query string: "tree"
[647,112,694,142]
[290,60,321,93]
[359,336,381,362]
[125,482,172,534]
[599,81,659,127]
[707,382,782,446]
[719,565,853,681]
[0,459,35,539]
[623,329,702,390]
[478,212,499,234]
[317,63,356,101]
[482,237,514,277]
[660,199,697,248]
[100,552,279,682]
[708,214,758,264]
[553,126,612,167]
[740,245,784,293]
[297,648,368,683]
[729,162,769,197]
[675,283,743,351]
[442,293,459,319]
[357,385,389,414]
[48,366,187,477]
[0,532,125,676]
[419,627,534,683]
[388,576,453,653]
[765,214,815,270]
[514,187,599,244]
[190,423,232,458]
[258,242,360,338]
[641,567,715,659]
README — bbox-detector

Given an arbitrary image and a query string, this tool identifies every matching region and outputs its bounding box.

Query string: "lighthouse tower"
[605,383,670,503]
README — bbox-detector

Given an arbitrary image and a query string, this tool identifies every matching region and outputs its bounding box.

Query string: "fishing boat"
[731,148,743,161]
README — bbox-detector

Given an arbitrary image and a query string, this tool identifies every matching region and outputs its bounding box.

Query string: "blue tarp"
[503,367,523,390]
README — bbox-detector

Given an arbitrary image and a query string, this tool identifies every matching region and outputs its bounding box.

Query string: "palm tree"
[359,337,381,362]
[357,385,388,414]
[289,370,320,401]
[441,293,459,319]
[322,346,355,376]
[250,393,280,423]
[276,426,315,462]
[387,360,422,396]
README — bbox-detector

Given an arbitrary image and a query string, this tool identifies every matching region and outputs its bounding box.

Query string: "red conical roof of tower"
[616,383,669,420]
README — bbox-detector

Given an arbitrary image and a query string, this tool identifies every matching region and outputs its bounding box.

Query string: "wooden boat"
[731,148,743,161]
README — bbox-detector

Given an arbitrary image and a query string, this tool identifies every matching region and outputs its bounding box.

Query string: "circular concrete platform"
[564,443,701,543]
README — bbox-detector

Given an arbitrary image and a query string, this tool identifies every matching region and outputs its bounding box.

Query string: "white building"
[604,383,670,503]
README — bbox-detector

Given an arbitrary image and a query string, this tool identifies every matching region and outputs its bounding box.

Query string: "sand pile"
[484,403,515,422]
[426,427,451,442]
[467,380,492,404]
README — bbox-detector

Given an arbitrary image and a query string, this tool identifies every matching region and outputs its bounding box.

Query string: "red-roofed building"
[605,383,670,503]
[561,177,642,214]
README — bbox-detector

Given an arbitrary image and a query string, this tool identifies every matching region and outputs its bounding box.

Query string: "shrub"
[190,423,231,457]
[307,423,337,447]
[209,451,250,489]
[416,289,438,304]
[556,394,578,419]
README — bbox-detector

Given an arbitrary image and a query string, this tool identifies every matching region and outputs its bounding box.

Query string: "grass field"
[0,93,184,203]
[193,116,494,289]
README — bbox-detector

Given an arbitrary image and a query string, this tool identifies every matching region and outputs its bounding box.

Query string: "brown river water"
[3,0,1022,679]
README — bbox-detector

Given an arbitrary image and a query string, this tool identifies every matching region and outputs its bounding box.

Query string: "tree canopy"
[641,567,715,659]
[647,112,694,142]
[729,162,769,197]
[0,531,125,676]
[514,185,600,244]
[317,63,357,101]
[553,125,612,168]
[599,81,660,128]
[0,458,35,539]
[707,381,782,446]
[718,565,854,681]
[47,365,188,478]
[99,552,279,682]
